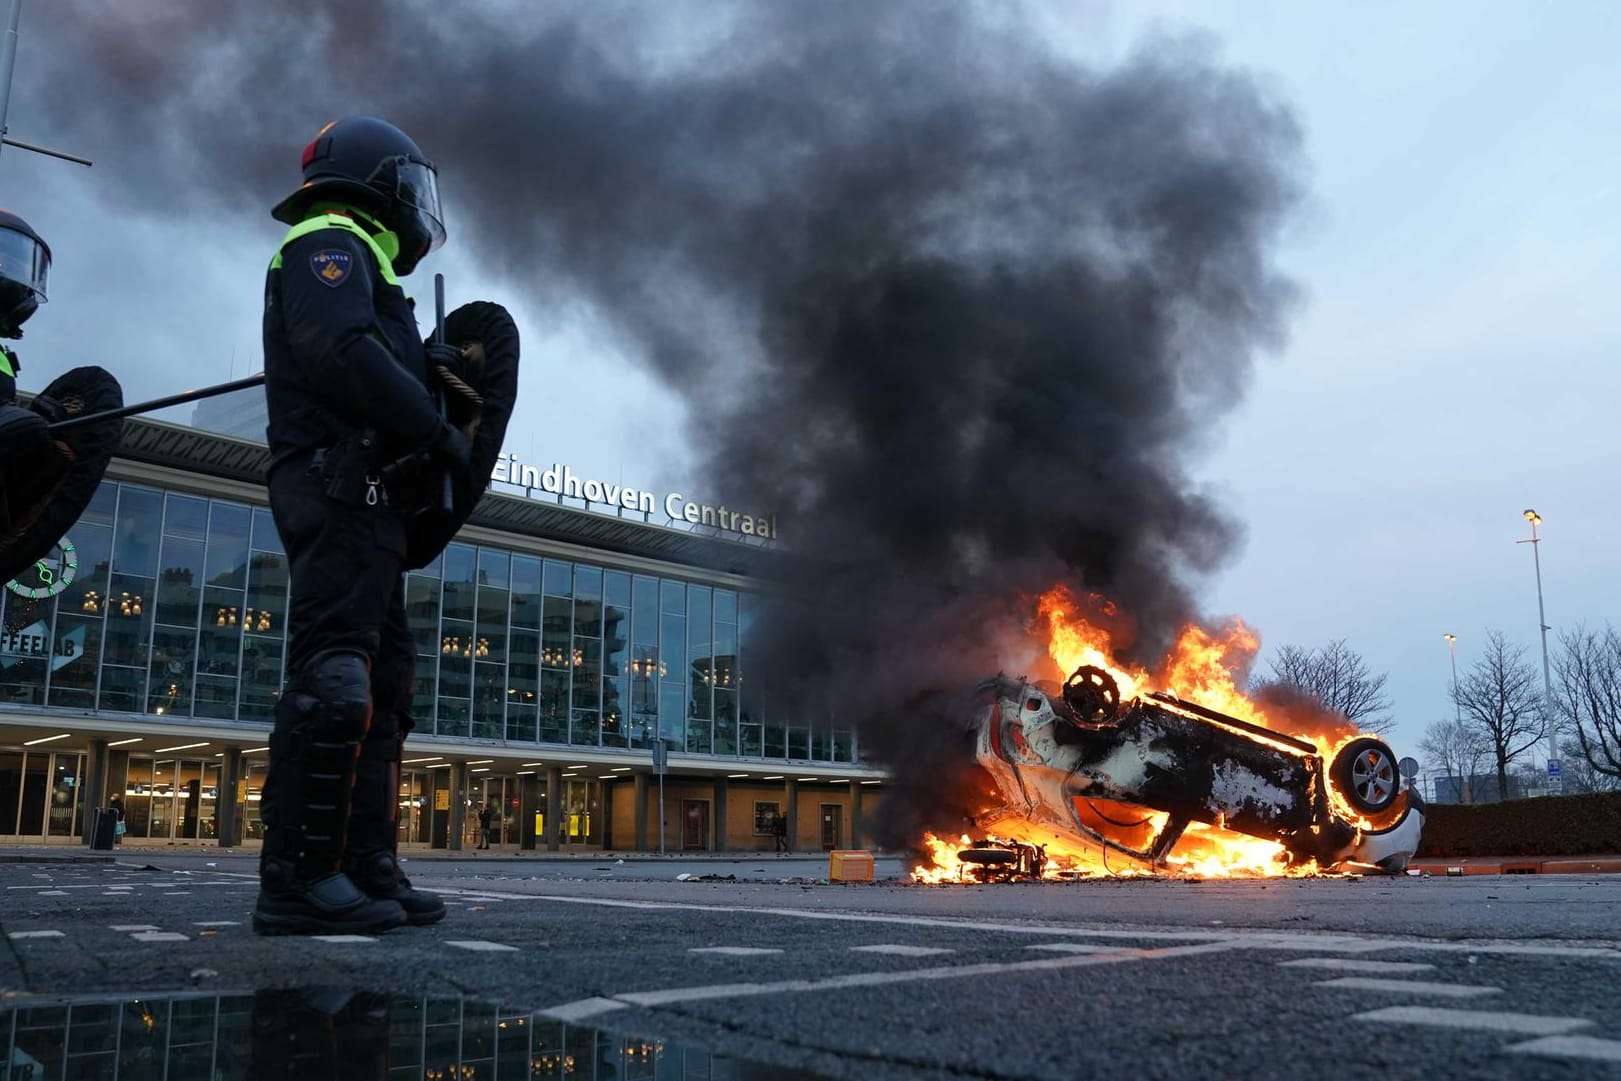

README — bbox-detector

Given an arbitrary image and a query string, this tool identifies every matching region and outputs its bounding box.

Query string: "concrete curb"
[1411,856,1621,876]
[0,852,115,864]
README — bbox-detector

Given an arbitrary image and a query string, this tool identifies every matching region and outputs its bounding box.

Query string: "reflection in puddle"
[1,990,832,1079]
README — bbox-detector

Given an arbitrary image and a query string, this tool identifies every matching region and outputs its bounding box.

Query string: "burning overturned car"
[947,664,1424,879]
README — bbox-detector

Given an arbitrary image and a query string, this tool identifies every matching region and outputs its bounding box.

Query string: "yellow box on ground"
[829,850,874,882]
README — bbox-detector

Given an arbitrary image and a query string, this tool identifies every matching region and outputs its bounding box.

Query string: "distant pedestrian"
[477,802,495,850]
[107,796,126,844]
[773,812,789,854]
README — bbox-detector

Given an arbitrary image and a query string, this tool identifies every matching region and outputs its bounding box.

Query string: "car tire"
[1331,737,1400,815]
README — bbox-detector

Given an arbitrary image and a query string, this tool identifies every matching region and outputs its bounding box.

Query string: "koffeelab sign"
[490,454,779,541]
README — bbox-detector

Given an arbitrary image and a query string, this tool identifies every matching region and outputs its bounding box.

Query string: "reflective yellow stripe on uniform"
[0,347,14,378]
[269,211,400,287]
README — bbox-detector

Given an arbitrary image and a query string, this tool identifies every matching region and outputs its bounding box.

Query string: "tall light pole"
[0,0,91,166]
[1443,633,1461,722]
[1517,509,1559,790]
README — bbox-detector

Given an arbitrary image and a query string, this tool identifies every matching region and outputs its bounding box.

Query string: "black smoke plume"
[22,1,1303,844]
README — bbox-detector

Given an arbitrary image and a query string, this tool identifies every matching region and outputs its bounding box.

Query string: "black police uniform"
[0,345,18,406]
[257,207,449,934]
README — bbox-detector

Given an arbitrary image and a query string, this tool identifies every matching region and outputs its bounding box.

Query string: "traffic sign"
[1547,759,1562,777]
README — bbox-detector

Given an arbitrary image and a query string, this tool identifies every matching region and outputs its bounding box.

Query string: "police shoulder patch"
[309,248,353,287]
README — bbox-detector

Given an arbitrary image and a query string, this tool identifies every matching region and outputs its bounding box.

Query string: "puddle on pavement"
[1,989,834,1079]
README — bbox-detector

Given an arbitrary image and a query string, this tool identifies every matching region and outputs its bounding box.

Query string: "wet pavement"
[3,855,1621,1078]
[2,988,833,1079]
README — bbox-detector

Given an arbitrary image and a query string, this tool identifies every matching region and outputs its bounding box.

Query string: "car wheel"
[1332,737,1400,814]
[1063,666,1121,723]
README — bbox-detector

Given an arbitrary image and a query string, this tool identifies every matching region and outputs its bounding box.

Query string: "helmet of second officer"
[0,209,50,338]
[272,116,446,276]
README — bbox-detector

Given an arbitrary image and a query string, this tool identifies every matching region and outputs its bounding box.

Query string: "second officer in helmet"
[256,116,469,935]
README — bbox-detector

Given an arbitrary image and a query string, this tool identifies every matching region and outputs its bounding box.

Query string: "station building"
[0,397,886,850]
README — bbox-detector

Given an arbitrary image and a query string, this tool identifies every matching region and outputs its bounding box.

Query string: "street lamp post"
[1443,633,1461,722]
[1517,510,1559,791]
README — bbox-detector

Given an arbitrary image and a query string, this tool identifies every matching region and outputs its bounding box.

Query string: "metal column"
[712,776,728,852]
[545,766,562,851]
[447,763,468,852]
[80,739,108,844]
[217,747,242,847]
[784,778,799,853]
[519,772,540,851]
[633,773,649,851]
[848,780,862,849]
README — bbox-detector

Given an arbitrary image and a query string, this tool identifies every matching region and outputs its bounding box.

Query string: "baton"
[45,373,266,433]
[433,273,454,513]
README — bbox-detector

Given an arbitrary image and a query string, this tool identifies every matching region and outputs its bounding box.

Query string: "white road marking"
[194,921,241,927]
[7,884,109,891]
[38,890,68,896]
[1506,1035,1621,1064]
[311,935,377,944]
[689,947,784,957]
[130,931,188,942]
[446,940,520,952]
[544,940,1238,1021]
[1025,943,1131,955]
[483,892,1621,960]
[109,925,158,932]
[1316,977,1500,998]
[7,930,64,939]
[1280,958,1435,973]
[850,945,953,957]
[1353,1007,1593,1036]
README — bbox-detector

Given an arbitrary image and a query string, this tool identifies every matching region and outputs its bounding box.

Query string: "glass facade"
[0,478,856,763]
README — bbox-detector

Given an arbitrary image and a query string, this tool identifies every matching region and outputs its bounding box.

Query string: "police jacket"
[262,206,441,474]
[0,345,18,406]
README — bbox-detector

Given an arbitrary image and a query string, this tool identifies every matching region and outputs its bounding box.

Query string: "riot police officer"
[255,116,469,935]
[0,209,52,406]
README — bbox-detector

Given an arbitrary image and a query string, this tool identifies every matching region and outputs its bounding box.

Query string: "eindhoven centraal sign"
[490,454,779,541]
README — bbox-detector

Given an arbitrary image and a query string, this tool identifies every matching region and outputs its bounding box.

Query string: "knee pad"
[302,650,373,743]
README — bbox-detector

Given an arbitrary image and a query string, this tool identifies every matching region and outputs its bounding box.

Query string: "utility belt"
[309,429,432,510]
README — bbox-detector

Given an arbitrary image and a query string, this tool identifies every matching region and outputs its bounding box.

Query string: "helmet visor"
[371,156,446,254]
[0,227,49,302]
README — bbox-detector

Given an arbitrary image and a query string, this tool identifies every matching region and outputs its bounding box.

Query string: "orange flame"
[911,586,1371,882]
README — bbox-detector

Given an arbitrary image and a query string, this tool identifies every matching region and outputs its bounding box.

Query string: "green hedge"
[1416,790,1621,857]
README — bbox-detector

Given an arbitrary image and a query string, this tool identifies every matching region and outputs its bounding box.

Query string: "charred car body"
[963,667,1424,874]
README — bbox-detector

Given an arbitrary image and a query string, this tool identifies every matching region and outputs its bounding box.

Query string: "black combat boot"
[253,656,407,936]
[344,847,446,925]
[345,723,445,925]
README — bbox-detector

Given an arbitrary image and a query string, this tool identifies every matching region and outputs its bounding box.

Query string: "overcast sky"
[4,1,1617,764]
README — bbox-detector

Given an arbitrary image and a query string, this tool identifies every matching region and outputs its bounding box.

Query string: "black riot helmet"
[271,116,446,276]
[0,209,51,338]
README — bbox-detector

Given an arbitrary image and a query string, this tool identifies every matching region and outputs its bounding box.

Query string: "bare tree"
[1256,639,1395,735]
[1552,624,1621,784]
[1558,737,1621,793]
[1454,630,1545,800]
[1418,718,1489,803]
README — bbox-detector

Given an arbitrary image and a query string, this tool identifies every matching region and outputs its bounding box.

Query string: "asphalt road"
[4,852,1620,1079]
